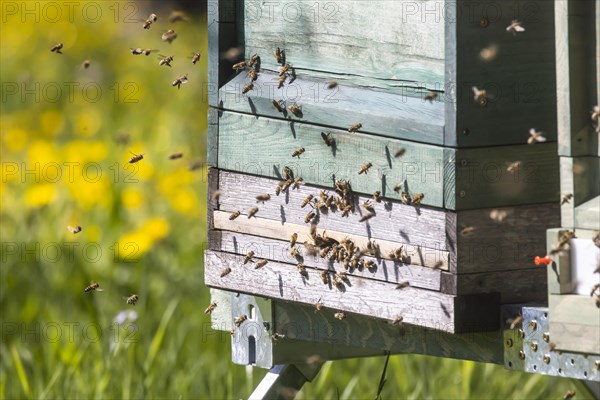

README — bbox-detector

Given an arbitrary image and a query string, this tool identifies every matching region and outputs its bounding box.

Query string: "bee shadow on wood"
[233,236,238,253]
[278,274,284,297]
[334,282,346,293]
[440,302,451,318]
[381,174,387,197]
[218,100,224,117]
[285,188,290,205]
[399,230,410,242]
[289,121,297,139]
[330,139,337,157]
[384,201,393,211]
[365,222,372,240]
[280,205,286,225]
[384,146,392,169]
[247,97,258,117]
[273,165,283,180]
[381,260,389,281]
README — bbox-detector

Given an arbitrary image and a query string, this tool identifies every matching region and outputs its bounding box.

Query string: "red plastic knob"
[534,256,551,266]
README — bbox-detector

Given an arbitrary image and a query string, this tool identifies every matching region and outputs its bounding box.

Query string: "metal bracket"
[249,363,323,400]
[231,294,273,368]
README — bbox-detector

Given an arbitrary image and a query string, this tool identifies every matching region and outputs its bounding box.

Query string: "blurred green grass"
[0,1,589,399]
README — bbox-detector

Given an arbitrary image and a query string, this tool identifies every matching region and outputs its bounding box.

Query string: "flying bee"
[424,91,438,103]
[256,193,271,203]
[563,390,576,400]
[341,205,352,217]
[373,191,382,203]
[460,225,476,236]
[242,82,254,94]
[211,190,221,203]
[126,294,139,306]
[279,63,291,76]
[506,161,522,173]
[287,103,301,116]
[479,44,499,62]
[220,267,232,277]
[412,193,424,205]
[81,59,91,69]
[247,54,259,68]
[292,147,305,158]
[320,131,335,147]
[158,54,174,67]
[275,47,284,64]
[243,251,254,265]
[334,311,346,320]
[168,10,189,23]
[348,123,362,132]
[327,81,338,89]
[528,128,546,144]
[272,332,285,341]
[358,162,372,175]
[363,200,374,212]
[400,192,411,204]
[392,316,403,326]
[506,20,525,35]
[50,43,63,53]
[143,13,158,29]
[395,281,410,289]
[320,271,330,285]
[272,99,285,112]
[297,263,308,277]
[247,207,259,218]
[234,315,247,327]
[359,213,375,222]
[471,86,488,106]
[84,281,103,293]
[204,302,217,314]
[393,183,402,193]
[291,247,301,259]
[290,233,298,248]
[301,194,314,208]
[131,48,157,55]
[394,148,406,158]
[188,161,202,171]
[229,210,241,220]
[254,259,268,269]
[305,211,316,223]
[168,153,183,159]
[190,51,201,64]
[128,152,144,164]
[232,61,246,72]
[161,29,177,43]
[247,68,258,81]
[172,74,188,89]
[292,177,303,190]
[68,225,82,234]
[561,193,573,205]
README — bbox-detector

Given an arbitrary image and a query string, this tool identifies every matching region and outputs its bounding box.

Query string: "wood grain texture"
[208,288,233,330]
[204,250,500,333]
[212,211,449,270]
[216,170,449,251]
[549,294,600,355]
[272,301,504,364]
[219,72,445,145]
[452,0,557,147]
[213,230,443,290]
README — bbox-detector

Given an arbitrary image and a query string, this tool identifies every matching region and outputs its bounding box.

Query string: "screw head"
[505,339,513,348]
[463,128,470,135]
[518,351,526,360]
[529,320,537,330]
[530,342,538,352]
[543,354,550,364]
[460,159,468,167]
[542,332,550,342]
[480,17,490,27]
[459,190,466,198]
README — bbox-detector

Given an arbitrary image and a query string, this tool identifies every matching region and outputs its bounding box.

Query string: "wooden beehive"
[206,0,562,338]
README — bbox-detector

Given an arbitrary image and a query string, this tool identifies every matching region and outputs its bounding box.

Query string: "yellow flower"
[2,128,28,153]
[40,110,65,137]
[121,188,143,209]
[24,183,57,207]
[75,109,102,137]
[169,187,198,215]
[115,232,152,261]
[142,218,170,241]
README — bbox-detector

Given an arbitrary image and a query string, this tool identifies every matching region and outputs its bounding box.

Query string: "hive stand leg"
[249,363,322,400]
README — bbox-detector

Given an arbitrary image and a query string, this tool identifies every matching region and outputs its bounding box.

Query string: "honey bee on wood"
[309,223,318,239]
[280,179,292,192]
[279,63,291,76]
[254,259,268,269]
[400,192,411,205]
[314,298,324,312]
[292,177,303,190]
[358,162,373,175]
[393,183,403,193]
[168,153,183,159]
[305,211,316,223]
[247,68,258,81]
[301,194,314,208]
[412,193,424,205]
[229,211,241,220]
[424,91,438,103]
[292,147,305,158]
[460,225,476,236]
[275,47,284,64]
[272,332,285,341]
[341,205,352,218]
[232,61,246,72]
[593,231,600,249]
[84,281,103,293]
[220,267,232,277]
[363,200,374,212]
[527,128,547,144]
[288,103,302,116]
[256,193,271,203]
[394,148,406,158]
[562,390,576,400]
[247,54,259,68]
[282,166,292,180]
[297,263,308,277]
[561,193,573,205]
[158,54,174,67]
[290,233,298,248]
[172,74,188,89]
[234,315,247,327]
[373,191,382,203]
[243,251,254,265]
[190,51,201,64]
[50,43,63,53]
[129,152,144,164]
[242,82,254,94]
[161,29,178,43]
[348,123,362,132]
[506,161,521,173]
[395,281,410,289]
[506,20,525,35]
[320,131,335,147]
[392,316,403,326]
[272,99,285,112]
[81,59,91,69]
[126,294,139,306]
[277,74,286,89]
[204,302,217,314]
[364,260,375,269]
[334,311,346,320]
[471,86,488,106]
[359,213,375,222]
[247,207,259,218]
[68,225,82,234]
[291,246,301,259]
[320,270,330,285]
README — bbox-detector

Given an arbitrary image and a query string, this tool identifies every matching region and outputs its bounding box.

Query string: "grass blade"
[10,346,31,398]
[374,352,391,400]
[144,299,180,372]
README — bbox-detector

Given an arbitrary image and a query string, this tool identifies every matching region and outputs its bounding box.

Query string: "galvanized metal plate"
[231,294,274,369]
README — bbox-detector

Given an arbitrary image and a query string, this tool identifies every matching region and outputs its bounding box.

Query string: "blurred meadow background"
[0,1,590,399]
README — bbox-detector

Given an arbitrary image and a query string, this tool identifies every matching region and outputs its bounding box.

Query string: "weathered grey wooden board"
[549,294,600,355]
[272,302,504,364]
[555,0,600,157]
[560,156,600,230]
[211,211,449,270]
[219,72,445,145]
[204,250,500,333]
[449,0,557,147]
[212,230,443,290]
[242,0,445,92]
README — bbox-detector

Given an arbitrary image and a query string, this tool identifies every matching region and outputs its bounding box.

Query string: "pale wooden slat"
[549,294,600,355]
[204,250,500,333]
[213,230,443,290]
[212,210,450,271]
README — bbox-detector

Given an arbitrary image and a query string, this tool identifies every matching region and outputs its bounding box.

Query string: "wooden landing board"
[211,230,444,290]
[215,111,559,210]
[212,211,449,271]
[204,250,500,334]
